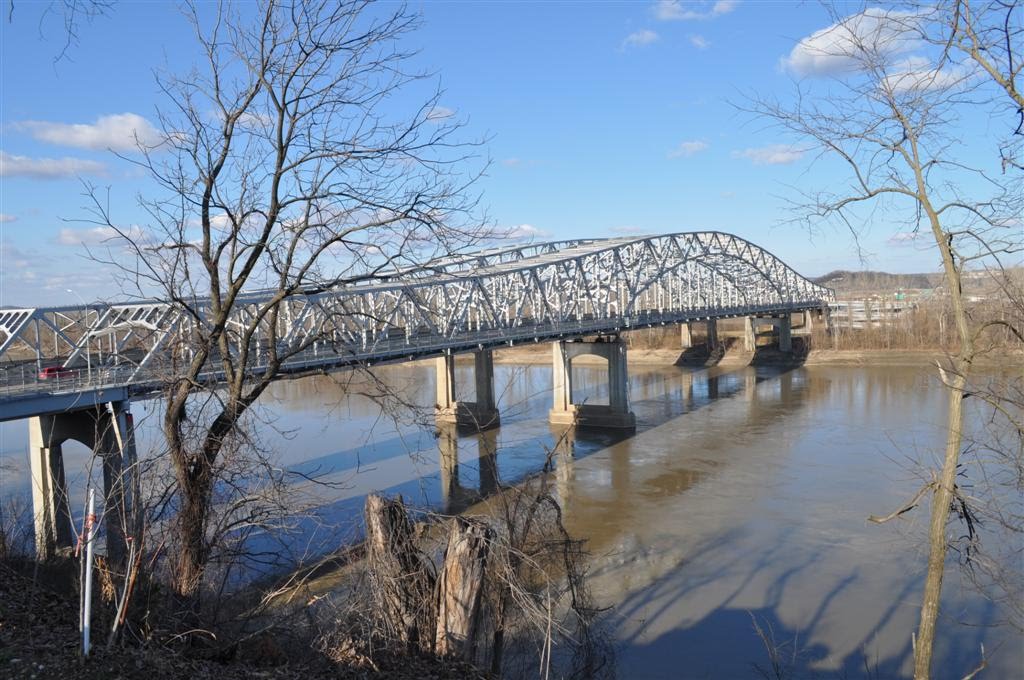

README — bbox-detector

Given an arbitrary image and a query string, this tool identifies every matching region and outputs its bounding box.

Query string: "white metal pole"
[82,488,96,657]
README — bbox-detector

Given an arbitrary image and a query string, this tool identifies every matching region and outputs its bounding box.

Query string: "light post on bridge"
[66,289,93,382]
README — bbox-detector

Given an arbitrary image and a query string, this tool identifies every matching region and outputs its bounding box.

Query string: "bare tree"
[942,0,1023,168]
[744,4,1022,677]
[6,0,114,62]
[84,0,484,602]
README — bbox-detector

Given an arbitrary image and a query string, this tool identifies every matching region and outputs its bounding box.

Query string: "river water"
[0,358,1020,678]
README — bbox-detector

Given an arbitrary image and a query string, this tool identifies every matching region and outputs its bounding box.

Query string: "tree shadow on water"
[602,521,1004,680]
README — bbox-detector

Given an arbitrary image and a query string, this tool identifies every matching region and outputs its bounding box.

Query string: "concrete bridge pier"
[681,320,719,350]
[745,315,793,352]
[28,418,72,560]
[549,338,636,429]
[29,400,138,563]
[435,350,500,430]
[744,316,758,351]
[777,315,793,352]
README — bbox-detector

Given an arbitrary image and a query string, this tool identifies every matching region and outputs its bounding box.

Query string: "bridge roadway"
[0,231,834,422]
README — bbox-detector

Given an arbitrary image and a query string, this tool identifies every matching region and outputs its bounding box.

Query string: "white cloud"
[56,225,150,246]
[0,214,16,223]
[623,29,659,49]
[426,106,455,122]
[668,140,710,158]
[13,113,163,152]
[654,0,737,21]
[504,224,550,240]
[781,8,921,77]
[733,144,805,165]
[882,57,974,93]
[0,151,106,179]
[689,34,711,50]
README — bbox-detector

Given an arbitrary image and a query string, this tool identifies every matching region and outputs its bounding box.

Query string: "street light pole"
[66,289,92,382]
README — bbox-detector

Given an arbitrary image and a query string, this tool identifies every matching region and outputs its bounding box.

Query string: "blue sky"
[0,1,1009,306]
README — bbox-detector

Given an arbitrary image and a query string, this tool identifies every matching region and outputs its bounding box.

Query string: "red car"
[38,366,74,380]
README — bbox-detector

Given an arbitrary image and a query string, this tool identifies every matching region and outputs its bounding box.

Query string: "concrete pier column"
[608,341,630,415]
[98,400,136,564]
[744,316,757,351]
[28,418,73,560]
[435,350,500,430]
[803,309,814,332]
[778,315,793,352]
[436,353,458,411]
[706,319,719,349]
[110,401,141,546]
[680,322,693,349]
[549,337,636,429]
[473,350,498,417]
[551,342,573,415]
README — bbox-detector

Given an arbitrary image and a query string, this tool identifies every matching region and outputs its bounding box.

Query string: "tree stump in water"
[364,494,435,651]
[435,516,493,660]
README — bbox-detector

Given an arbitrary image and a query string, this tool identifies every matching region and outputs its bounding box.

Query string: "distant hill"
[812,270,937,293]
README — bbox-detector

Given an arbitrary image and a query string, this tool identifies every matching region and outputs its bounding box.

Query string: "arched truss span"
[0,232,833,398]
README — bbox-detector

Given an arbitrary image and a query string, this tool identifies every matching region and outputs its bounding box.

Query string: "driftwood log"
[435,516,493,659]
[364,494,436,651]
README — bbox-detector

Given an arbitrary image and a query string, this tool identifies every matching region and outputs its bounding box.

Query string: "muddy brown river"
[1,358,1020,678]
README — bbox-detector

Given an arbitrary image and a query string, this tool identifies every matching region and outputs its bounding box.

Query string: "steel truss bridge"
[0,231,833,421]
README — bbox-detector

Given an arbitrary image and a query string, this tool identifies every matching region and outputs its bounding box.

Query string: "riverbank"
[0,558,485,680]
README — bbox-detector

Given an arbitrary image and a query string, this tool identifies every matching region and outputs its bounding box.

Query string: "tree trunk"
[174,466,213,601]
[913,368,968,679]
[435,516,492,660]
[364,494,435,652]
